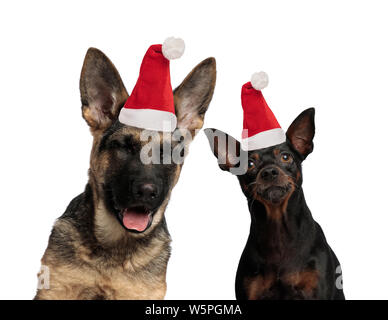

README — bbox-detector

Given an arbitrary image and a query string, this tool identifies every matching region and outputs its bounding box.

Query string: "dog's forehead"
[108,125,173,146]
[248,143,290,159]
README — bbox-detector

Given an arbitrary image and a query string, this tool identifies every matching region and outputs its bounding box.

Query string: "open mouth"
[117,206,154,233]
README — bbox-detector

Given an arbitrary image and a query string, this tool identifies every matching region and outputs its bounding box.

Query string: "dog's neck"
[247,188,314,258]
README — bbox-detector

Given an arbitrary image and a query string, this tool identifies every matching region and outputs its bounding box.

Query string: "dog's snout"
[133,182,159,201]
[260,166,279,182]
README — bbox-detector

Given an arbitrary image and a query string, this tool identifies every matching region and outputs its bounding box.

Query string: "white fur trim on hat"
[251,71,269,91]
[242,128,286,151]
[118,108,177,132]
[162,37,185,60]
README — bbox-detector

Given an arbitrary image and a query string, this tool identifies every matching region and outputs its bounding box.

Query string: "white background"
[0,0,387,300]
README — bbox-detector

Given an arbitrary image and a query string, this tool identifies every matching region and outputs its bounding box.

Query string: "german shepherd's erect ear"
[173,57,216,137]
[80,48,129,133]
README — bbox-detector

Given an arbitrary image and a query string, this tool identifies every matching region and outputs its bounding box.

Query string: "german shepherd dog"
[205,109,345,300]
[34,48,216,299]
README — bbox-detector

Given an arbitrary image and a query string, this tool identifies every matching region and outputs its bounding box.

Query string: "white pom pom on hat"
[251,71,269,91]
[162,37,185,60]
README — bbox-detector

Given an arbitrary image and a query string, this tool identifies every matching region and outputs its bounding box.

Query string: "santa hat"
[241,72,286,151]
[118,37,185,132]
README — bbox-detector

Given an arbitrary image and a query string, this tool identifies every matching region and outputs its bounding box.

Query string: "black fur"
[35,47,217,299]
[205,108,345,300]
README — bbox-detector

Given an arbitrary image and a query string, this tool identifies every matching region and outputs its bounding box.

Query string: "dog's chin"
[258,185,291,205]
[115,206,156,234]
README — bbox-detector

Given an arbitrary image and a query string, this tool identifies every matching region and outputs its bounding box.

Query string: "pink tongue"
[122,209,150,232]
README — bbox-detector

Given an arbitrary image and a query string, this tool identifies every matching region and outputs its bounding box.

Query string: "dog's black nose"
[260,167,279,182]
[133,182,159,202]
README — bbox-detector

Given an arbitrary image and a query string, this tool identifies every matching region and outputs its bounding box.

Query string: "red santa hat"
[241,72,286,151]
[118,37,185,132]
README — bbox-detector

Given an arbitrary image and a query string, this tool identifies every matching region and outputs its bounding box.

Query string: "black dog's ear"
[286,108,315,159]
[174,58,216,137]
[80,48,128,133]
[204,128,242,172]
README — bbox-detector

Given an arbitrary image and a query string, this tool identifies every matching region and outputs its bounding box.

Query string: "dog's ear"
[80,48,128,133]
[286,108,315,159]
[173,58,216,137]
[204,128,243,172]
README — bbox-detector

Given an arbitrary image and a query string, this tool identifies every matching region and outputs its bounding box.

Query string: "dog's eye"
[109,140,123,149]
[248,160,255,169]
[124,137,135,152]
[280,152,293,163]
[109,137,136,152]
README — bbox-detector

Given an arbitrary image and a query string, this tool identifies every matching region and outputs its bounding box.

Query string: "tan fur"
[261,180,295,221]
[244,273,276,300]
[35,128,176,299]
[35,209,171,300]
[36,255,167,300]
[35,119,187,300]
[252,163,297,221]
[35,51,216,300]
[244,269,320,300]
[284,270,320,296]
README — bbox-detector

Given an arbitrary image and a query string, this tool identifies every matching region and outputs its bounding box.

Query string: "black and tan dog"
[205,108,345,300]
[34,48,216,299]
